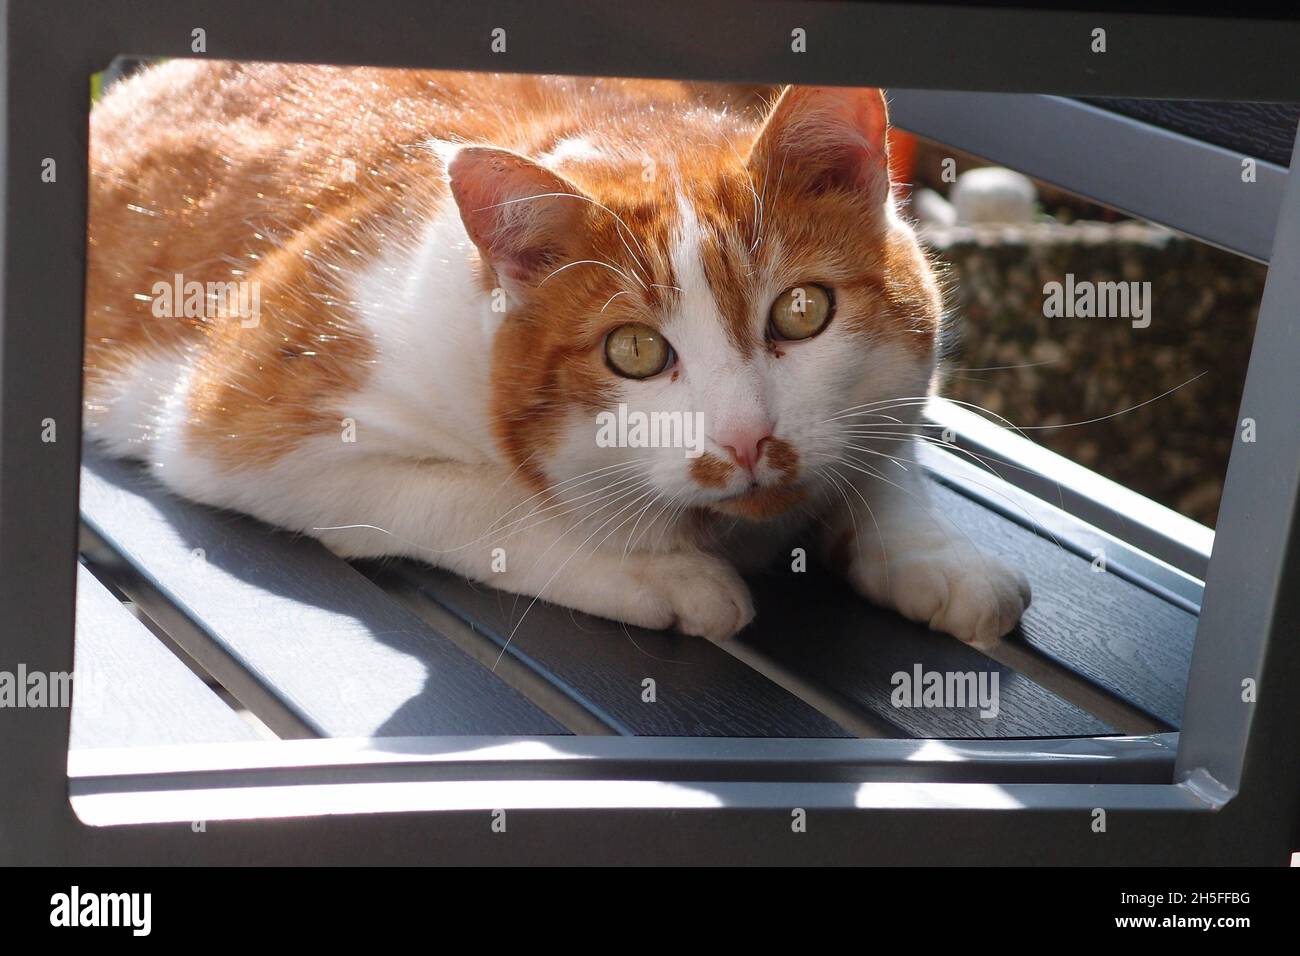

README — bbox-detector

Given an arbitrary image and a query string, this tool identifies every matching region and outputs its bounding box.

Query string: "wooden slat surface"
[932,482,1196,727]
[79,445,1196,743]
[79,452,565,738]
[389,565,852,737]
[736,568,1114,739]
[72,564,261,748]
[737,474,1195,735]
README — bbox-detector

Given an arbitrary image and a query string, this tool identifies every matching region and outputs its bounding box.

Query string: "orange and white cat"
[84,62,1030,647]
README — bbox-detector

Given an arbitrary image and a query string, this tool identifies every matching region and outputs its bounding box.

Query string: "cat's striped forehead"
[587,175,767,354]
[551,148,766,324]
[553,153,929,357]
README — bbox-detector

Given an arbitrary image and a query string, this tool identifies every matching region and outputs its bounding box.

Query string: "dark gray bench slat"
[389,565,851,738]
[736,568,1113,740]
[932,483,1196,727]
[72,564,261,748]
[79,452,565,738]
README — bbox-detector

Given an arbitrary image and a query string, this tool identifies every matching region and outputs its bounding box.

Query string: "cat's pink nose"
[720,429,773,475]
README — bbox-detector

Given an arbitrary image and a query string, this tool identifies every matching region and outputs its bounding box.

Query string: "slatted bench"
[74,429,1199,746]
[72,89,1246,753]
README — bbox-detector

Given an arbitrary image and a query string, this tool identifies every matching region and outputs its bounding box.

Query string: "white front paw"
[635,551,756,642]
[849,541,1031,649]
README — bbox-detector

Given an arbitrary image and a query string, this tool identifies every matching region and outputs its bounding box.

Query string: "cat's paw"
[848,542,1031,649]
[635,551,756,642]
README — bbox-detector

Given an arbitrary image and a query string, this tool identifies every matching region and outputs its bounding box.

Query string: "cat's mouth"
[711,480,807,521]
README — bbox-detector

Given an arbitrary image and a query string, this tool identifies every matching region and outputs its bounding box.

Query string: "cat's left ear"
[747,86,891,206]
[444,145,589,297]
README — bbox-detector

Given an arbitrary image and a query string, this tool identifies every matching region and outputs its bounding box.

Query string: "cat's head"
[448,85,941,525]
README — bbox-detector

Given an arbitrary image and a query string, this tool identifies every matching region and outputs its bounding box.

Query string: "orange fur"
[87,64,938,504]
[86,62,768,469]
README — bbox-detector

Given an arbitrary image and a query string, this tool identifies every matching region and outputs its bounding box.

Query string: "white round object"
[951,167,1038,224]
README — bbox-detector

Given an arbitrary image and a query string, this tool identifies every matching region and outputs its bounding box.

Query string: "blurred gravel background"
[909,141,1265,529]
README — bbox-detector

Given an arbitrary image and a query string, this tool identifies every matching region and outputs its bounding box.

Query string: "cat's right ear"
[444,145,588,298]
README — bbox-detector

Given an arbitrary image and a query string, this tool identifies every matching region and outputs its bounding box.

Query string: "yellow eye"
[769,284,834,341]
[604,323,674,379]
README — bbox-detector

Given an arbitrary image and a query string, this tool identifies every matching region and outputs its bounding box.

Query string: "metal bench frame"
[3,0,1298,865]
